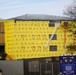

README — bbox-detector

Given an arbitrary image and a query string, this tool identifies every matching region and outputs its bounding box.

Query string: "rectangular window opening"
[49,22,55,27]
[49,34,57,40]
[50,46,57,51]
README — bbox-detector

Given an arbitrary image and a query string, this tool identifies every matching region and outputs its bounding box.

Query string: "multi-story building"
[0,14,76,75]
[0,14,74,60]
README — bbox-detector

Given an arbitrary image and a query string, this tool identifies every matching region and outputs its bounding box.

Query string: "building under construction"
[0,14,76,75]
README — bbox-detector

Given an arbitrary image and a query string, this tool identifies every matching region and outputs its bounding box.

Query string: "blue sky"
[0,0,73,19]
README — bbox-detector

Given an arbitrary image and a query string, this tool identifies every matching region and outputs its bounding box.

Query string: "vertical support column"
[64,21,68,54]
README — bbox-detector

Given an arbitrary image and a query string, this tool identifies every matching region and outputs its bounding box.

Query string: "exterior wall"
[4,20,15,59]
[0,21,4,44]
[4,20,68,59]
[0,60,24,75]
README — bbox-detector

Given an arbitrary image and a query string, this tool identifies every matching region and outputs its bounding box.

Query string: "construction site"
[0,14,76,75]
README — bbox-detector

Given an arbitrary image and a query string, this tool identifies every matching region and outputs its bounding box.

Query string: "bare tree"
[63,0,76,53]
[63,0,76,19]
[66,22,76,52]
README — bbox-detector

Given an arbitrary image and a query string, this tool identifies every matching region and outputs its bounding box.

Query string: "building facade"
[0,14,75,60]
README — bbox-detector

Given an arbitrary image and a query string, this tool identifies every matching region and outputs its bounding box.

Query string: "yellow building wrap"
[4,19,75,60]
